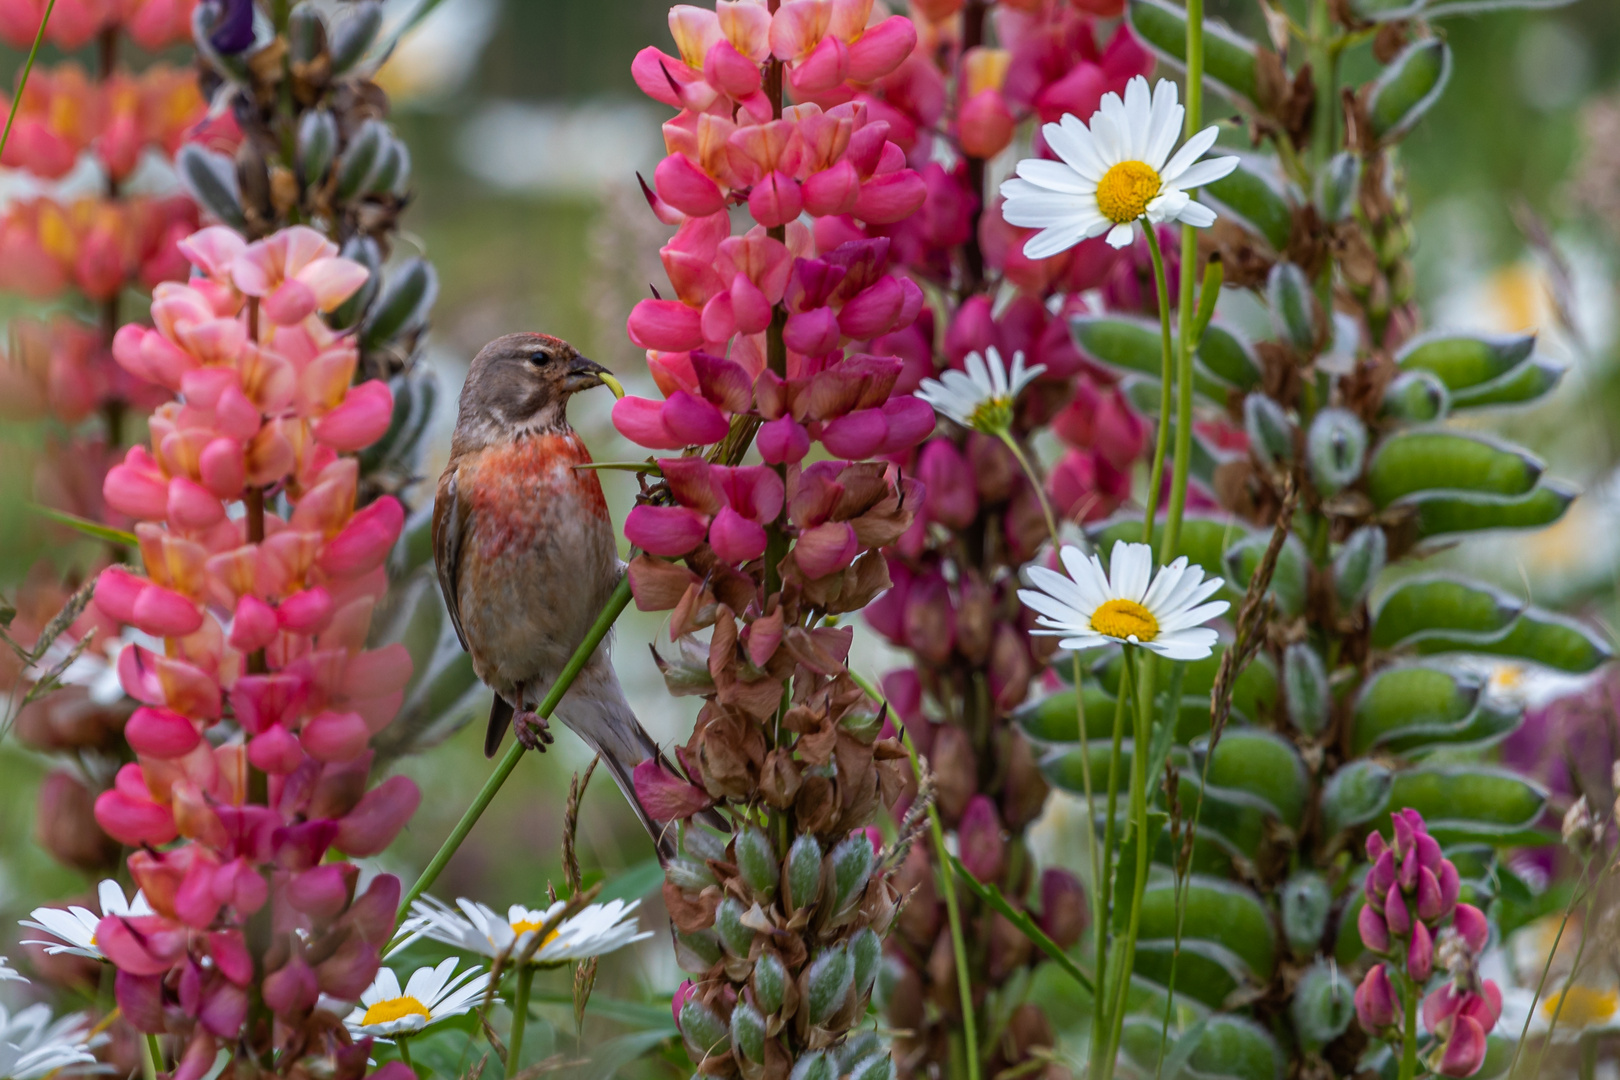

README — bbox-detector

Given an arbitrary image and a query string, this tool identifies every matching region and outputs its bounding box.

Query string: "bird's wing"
[432,467,472,653]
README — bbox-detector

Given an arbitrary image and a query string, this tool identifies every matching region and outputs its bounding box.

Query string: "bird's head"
[457,332,622,441]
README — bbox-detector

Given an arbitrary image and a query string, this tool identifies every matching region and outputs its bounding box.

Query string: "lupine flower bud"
[1037,868,1088,949]
[753,951,788,1015]
[1355,963,1398,1032]
[805,945,854,1026]
[1283,643,1330,736]
[958,795,1006,883]
[787,834,823,914]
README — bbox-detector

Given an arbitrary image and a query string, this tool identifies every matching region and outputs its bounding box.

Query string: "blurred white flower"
[0,1004,101,1079]
[20,880,153,961]
[915,347,1044,435]
[343,959,490,1040]
[396,896,651,966]
[0,957,24,984]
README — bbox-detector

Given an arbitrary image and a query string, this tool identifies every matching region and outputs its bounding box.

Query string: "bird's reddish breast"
[459,434,608,557]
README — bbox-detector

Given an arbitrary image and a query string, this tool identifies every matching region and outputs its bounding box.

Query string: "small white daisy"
[394,896,652,967]
[1000,75,1240,254]
[916,347,1046,434]
[0,957,25,983]
[20,881,154,962]
[1018,540,1229,660]
[342,958,491,1040]
[0,1004,101,1080]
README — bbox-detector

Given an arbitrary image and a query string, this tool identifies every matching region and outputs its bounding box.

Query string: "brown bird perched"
[432,332,662,838]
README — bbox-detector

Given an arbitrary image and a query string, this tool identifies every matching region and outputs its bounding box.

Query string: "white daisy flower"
[0,1004,102,1080]
[1018,540,1229,660]
[342,958,491,1040]
[19,880,154,962]
[394,896,652,966]
[0,957,25,984]
[999,75,1240,255]
[915,347,1046,434]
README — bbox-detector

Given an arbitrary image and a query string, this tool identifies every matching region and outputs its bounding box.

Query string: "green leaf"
[1194,730,1307,828]
[29,504,137,548]
[1396,331,1535,391]
[1366,431,1543,508]
[1387,766,1548,842]
[1201,157,1295,252]
[1401,481,1576,541]
[1350,664,1482,755]
[1126,0,1260,104]
[947,853,1095,994]
[1367,38,1453,141]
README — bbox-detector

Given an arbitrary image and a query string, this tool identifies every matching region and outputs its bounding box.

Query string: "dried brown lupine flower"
[1563,795,1605,859]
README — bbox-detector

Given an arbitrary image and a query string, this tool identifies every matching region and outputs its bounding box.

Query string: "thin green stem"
[1530,856,1611,1079]
[932,801,981,1080]
[1308,0,1335,170]
[0,0,56,162]
[1140,226,1175,544]
[1507,854,1594,1079]
[397,576,633,920]
[1089,657,1134,1080]
[397,1037,413,1072]
[999,430,1059,544]
[1163,0,1203,565]
[1104,650,1155,1071]
[141,1034,160,1080]
[1397,971,1419,1080]
[508,965,535,1071]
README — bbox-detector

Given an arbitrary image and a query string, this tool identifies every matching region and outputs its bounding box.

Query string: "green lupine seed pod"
[335,119,386,201]
[1397,330,1535,391]
[1197,323,1263,390]
[714,898,754,958]
[849,1055,895,1080]
[1306,408,1367,496]
[329,234,380,329]
[850,927,882,996]
[361,257,438,350]
[329,0,382,73]
[730,1000,766,1063]
[1366,430,1542,508]
[1281,872,1332,953]
[1368,38,1453,142]
[1202,156,1294,251]
[752,951,787,1015]
[735,826,778,900]
[1405,481,1576,542]
[366,138,404,195]
[1244,394,1294,467]
[1127,0,1260,103]
[176,145,246,229]
[296,110,336,187]
[786,834,823,913]
[1334,526,1387,610]
[665,857,717,891]
[805,946,853,1026]
[1450,355,1565,410]
[1267,262,1319,350]
[674,931,721,973]
[681,821,727,862]
[389,141,413,197]
[1382,370,1449,422]
[286,3,325,65]
[1292,959,1356,1049]
[1316,152,1361,223]
[1283,643,1329,736]
[790,1052,833,1080]
[1352,665,1481,754]
[1321,760,1394,834]
[828,834,874,915]
[679,997,728,1055]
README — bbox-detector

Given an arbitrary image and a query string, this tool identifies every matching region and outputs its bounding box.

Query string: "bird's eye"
[527,351,552,366]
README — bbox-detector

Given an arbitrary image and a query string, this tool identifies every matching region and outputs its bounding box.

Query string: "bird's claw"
[514,711,553,752]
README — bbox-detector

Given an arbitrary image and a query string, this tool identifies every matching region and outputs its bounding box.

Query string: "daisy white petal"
[1175,202,1218,228]
[0,1004,102,1080]
[0,957,26,983]
[1019,542,1228,658]
[1172,156,1240,191]
[1015,158,1095,194]
[915,347,1041,434]
[344,960,494,1040]
[20,881,150,962]
[1159,125,1222,184]
[1050,115,1110,179]
[1105,223,1136,248]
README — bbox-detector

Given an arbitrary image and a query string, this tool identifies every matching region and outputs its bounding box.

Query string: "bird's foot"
[514,710,553,752]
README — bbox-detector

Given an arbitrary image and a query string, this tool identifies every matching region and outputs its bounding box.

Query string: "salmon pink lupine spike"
[85,223,419,1077]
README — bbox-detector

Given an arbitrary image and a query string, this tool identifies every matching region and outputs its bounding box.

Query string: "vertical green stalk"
[1089,658,1134,1080]
[141,1034,160,1080]
[1163,0,1205,565]
[1529,863,1609,1079]
[933,807,980,1080]
[508,965,535,1070]
[999,431,1059,543]
[1140,228,1175,544]
[397,1037,414,1072]
[1307,0,1335,170]
[1507,853,1594,1079]
[1397,971,1419,1080]
[1104,650,1156,1070]
[0,0,57,161]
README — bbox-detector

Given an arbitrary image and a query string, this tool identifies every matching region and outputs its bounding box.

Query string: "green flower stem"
[0,0,56,162]
[1529,850,1613,1079]
[998,430,1060,544]
[1089,657,1134,1080]
[933,793,981,1080]
[1140,226,1175,546]
[141,1034,160,1080]
[1163,0,1204,566]
[1104,650,1156,1072]
[1507,853,1594,1079]
[508,965,535,1072]
[397,576,633,921]
[1397,970,1419,1080]
[397,1037,414,1072]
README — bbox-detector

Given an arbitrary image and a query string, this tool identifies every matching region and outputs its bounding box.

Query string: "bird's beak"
[565,355,623,398]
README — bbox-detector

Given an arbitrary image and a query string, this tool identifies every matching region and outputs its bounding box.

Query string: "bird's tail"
[553,661,678,857]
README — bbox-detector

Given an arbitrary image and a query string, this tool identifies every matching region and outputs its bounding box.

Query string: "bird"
[432,331,666,843]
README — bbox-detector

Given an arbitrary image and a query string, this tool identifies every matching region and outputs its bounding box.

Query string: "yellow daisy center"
[1090,598,1159,642]
[967,395,1014,434]
[511,919,562,947]
[1541,986,1619,1027]
[361,996,431,1027]
[1095,161,1162,225]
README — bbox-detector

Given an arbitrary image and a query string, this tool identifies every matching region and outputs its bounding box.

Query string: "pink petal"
[655,152,728,217]
[625,504,710,557]
[613,395,686,450]
[662,389,732,444]
[708,505,768,563]
[312,380,394,451]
